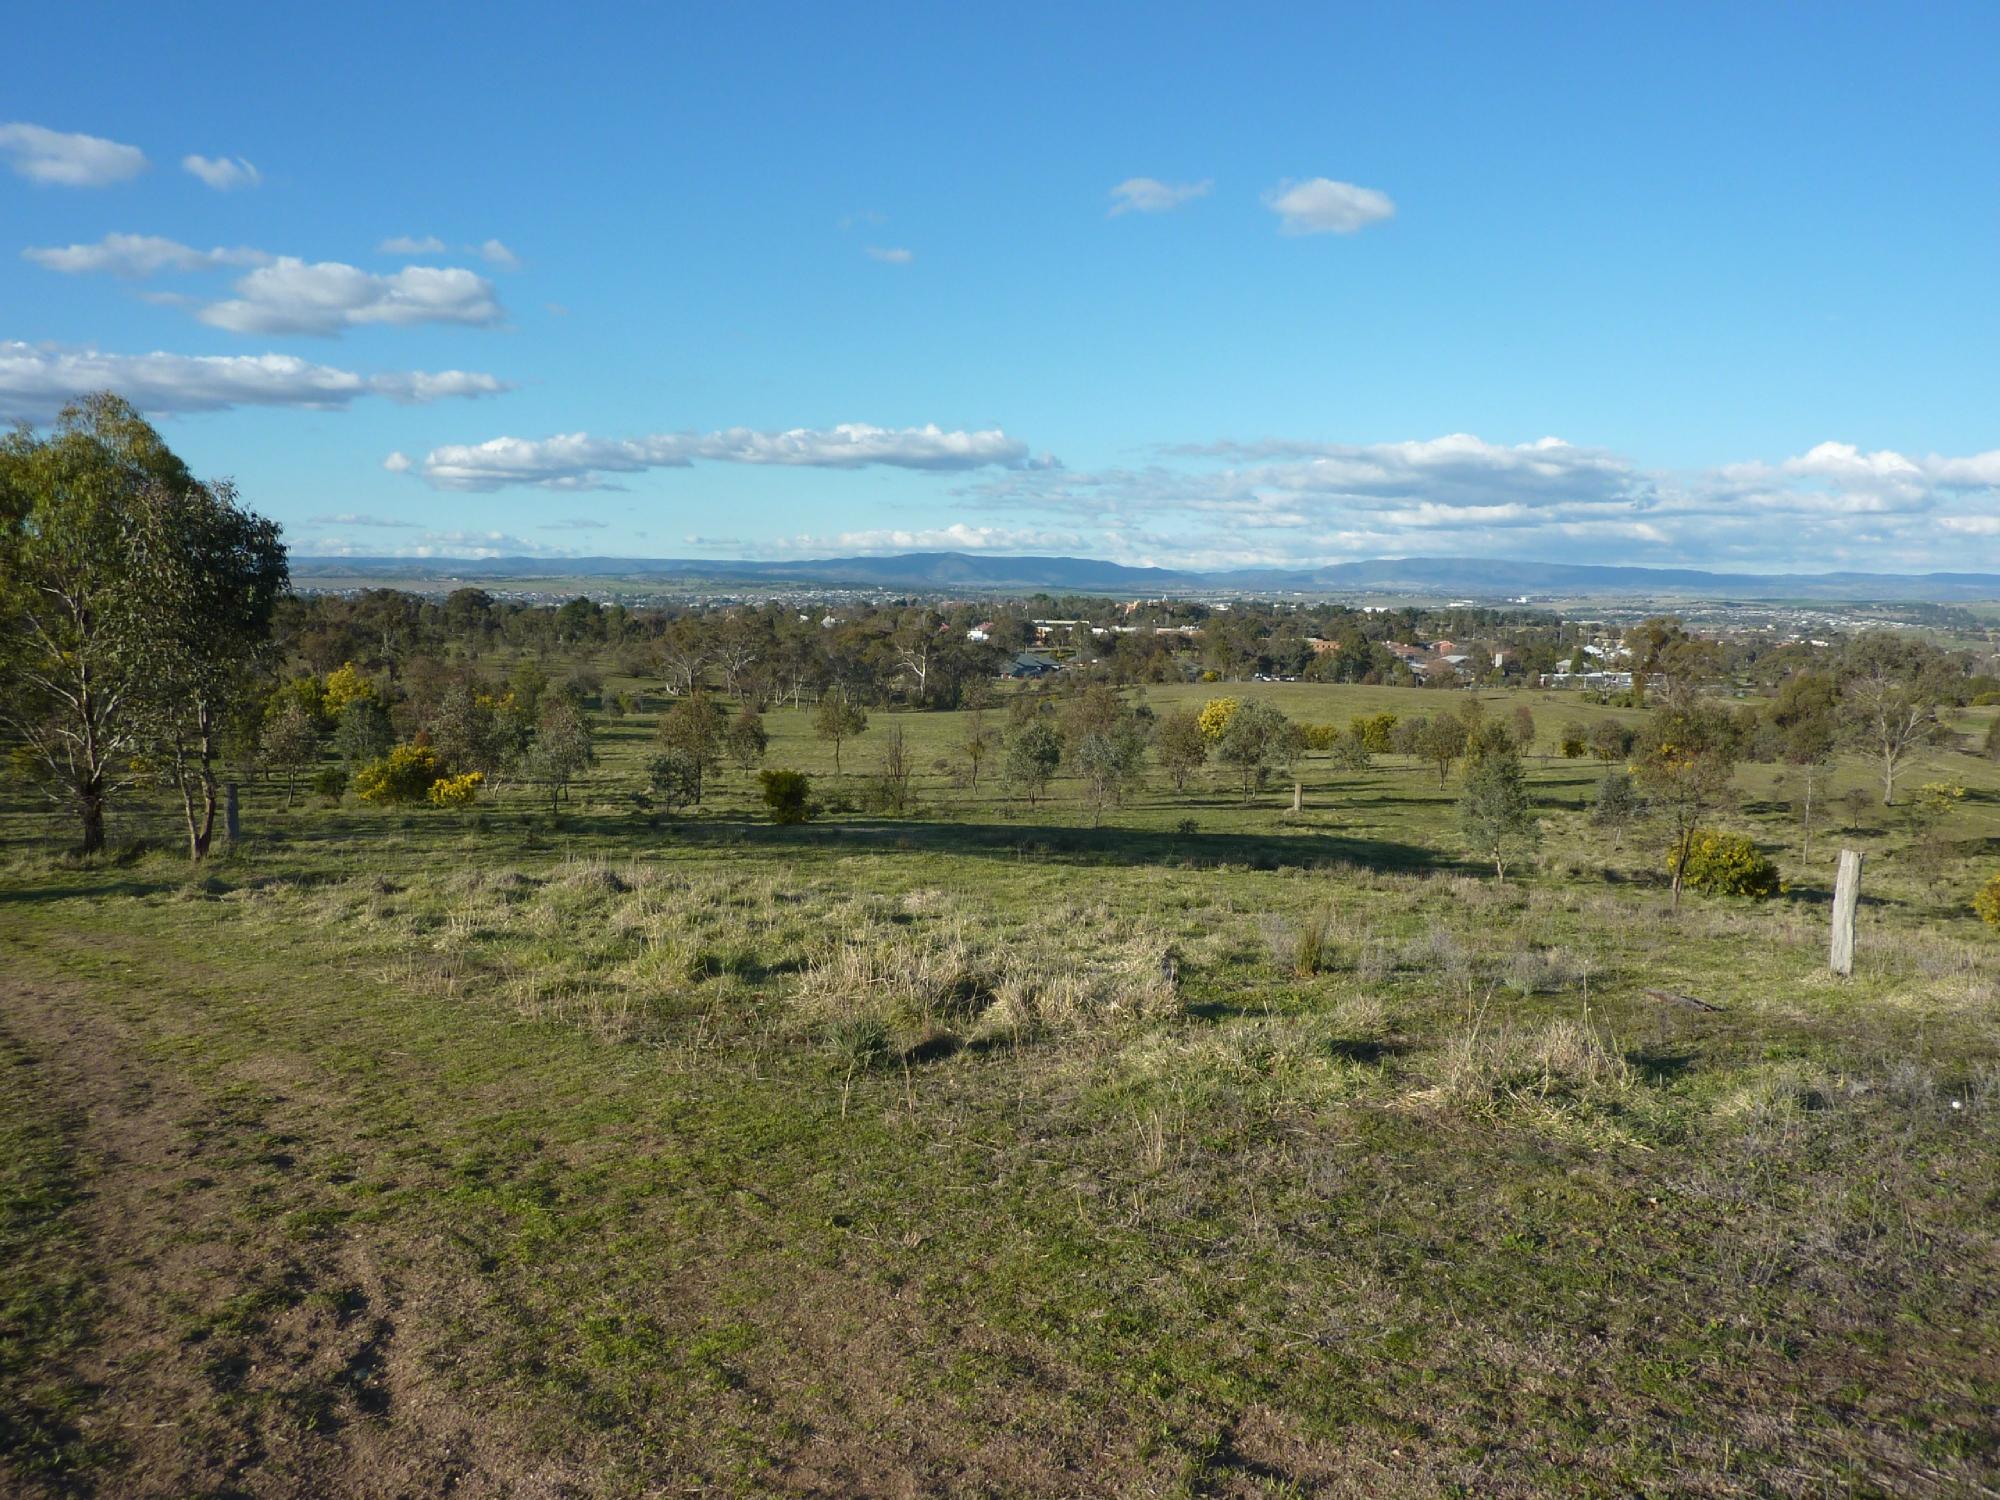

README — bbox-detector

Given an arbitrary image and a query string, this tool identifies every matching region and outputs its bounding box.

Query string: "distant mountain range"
[287,551,2000,603]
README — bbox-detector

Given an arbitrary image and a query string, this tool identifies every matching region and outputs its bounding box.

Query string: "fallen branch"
[1643,987,1725,1013]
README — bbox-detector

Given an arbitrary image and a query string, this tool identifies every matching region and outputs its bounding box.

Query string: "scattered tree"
[1509,704,1538,756]
[1154,709,1208,793]
[0,393,284,855]
[1214,700,1299,804]
[1004,720,1062,806]
[1069,720,1149,825]
[1634,701,1741,908]
[814,687,868,773]
[1415,715,1470,787]
[527,696,596,811]
[657,692,724,801]
[1457,746,1540,879]
[260,699,322,808]
[646,751,704,815]
[1840,632,1953,806]
[334,695,395,766]
[723,704,768,773]
[1590,768,1645,848]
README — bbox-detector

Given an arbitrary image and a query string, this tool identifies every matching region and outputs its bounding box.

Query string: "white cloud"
[794,523,1084,554]
[300,530,579,560]
[1263,177,1395,235]
[379,234,446,255]
[182,154,261,191]
[198,258,504,335]
[962,430,2000,571]
[1107,177,1212,216]
[23,233,273,277]
[475,238,521,270]
[0,341,510,422]
[0,122,147,186]
[382,450,413,473]
[410,423,1047,491]
[307,513,420,528]
[540,518,610,530]
[866,246,914,264]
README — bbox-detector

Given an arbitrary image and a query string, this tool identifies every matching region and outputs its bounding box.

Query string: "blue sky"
[4,1,1997,572]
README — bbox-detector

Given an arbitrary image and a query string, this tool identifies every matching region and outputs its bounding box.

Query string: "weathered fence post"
[1829,848,1862,977]
[225,782,241,844]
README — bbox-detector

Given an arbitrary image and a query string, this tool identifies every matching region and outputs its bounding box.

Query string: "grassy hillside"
[2,681,1997,1495]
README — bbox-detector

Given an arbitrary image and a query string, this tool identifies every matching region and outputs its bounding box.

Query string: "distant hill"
[286,551,2000,602]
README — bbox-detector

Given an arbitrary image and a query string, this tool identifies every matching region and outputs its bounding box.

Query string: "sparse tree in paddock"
[1590,768,1644,849]
[814,686,868,773]
[0,395,206,852]
[1415,714,1470,787]
[335,695,395,766]
[1154,709,1208,793]
[1458,745,1540,880]
[1004,720,1062,806]
[1839,632,1953,806]
[260,699,322,808]
[528,696,596,811]
[1214,700,1299,804]
[724,704,768,772]
[1634,701,1741,909]
[1069,718,1149,826]
[1510,704,1538,756]
[105,460,286,859]
[657,692,725,802]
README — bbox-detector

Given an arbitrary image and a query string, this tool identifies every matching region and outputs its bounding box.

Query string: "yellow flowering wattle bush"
[1667,830,1780,899]
[426,771,485,809]
[1974,872,2000,929]
[1196,696,1240,741]
[353,744,440,805]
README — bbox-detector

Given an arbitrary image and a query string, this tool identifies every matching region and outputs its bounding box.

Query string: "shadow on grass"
[0,878,184,905]
[581,814,1446,873]
[1625,1048,1699,1086]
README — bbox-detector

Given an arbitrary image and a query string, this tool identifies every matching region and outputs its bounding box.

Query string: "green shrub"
[1667,830,1780,899]
[311,765,349,804]
[758,768,814,824]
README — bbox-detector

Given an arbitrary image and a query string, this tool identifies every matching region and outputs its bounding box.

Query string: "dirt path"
[0,973,504,1499]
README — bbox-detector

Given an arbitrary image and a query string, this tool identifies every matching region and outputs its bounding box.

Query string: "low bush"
[758,768,814,824]
[353,744,440,805]
[1667,830,1780,899]
[1974,871,2000,928]
[427,771,484,809]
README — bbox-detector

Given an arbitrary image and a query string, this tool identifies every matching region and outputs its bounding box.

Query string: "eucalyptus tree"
[0,393,284,857]
[1839,632,1953,806]
[124,475,287,857]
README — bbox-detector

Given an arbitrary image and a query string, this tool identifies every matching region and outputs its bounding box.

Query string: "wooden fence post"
[1829,848,1862,977]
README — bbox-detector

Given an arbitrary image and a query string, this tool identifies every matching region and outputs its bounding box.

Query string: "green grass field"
[3,679,1998,1495]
